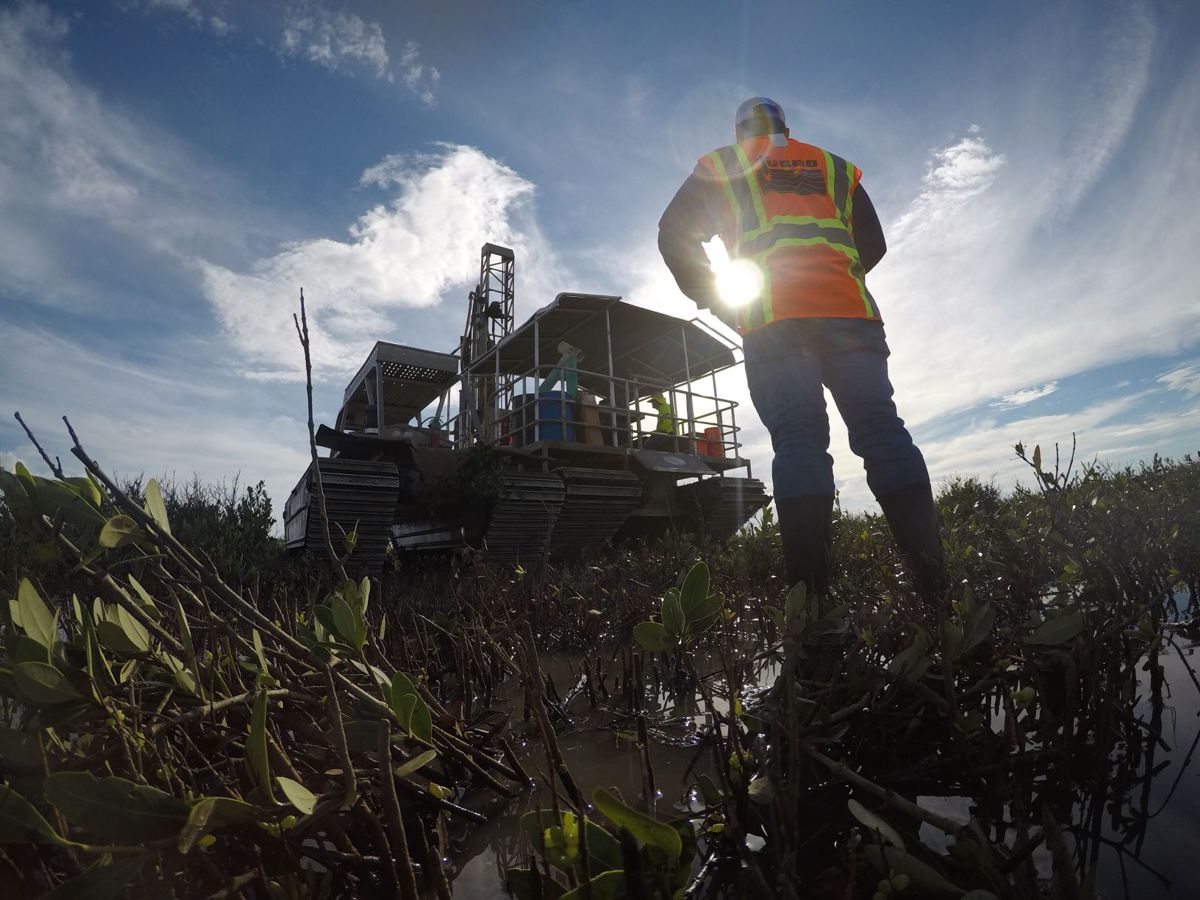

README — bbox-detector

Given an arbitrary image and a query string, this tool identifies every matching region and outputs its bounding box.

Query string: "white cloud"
[200,144,562,382]
[1158,363,1200,396]
[0,3,273,308]
[279,3,438,103]
[0,323,312,520]
[119,0,232,34]
[992,382,1058,409]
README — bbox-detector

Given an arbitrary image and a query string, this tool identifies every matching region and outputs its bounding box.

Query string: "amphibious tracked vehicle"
[284,244,769,572]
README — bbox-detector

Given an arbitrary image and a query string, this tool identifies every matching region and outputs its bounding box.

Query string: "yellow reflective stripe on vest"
[705,150,745,233]
[729,145,772,326]
[843,158,857,222]
[732,144,769,232]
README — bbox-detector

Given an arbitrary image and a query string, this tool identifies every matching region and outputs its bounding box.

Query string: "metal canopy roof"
[471,294,739,395]
[338,341,459,428]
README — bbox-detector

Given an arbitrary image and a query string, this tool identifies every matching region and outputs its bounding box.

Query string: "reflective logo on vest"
[758,158,824,196]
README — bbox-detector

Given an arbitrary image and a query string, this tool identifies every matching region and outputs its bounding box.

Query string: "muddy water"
[449,634,1200,899]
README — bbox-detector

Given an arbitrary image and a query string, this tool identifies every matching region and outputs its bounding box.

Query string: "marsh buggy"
[285,244,769,572]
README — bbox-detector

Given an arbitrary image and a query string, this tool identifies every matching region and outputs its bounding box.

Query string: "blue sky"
[1,0,1198,515]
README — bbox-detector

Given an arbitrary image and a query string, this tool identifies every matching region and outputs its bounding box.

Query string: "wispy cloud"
[0,3,272,308]
[1158,362,1200,396]
[199,145,560,382]
[992,382,1058,409]
[0,323,312,509]
[280,3,439,103]
[119,0,233,35]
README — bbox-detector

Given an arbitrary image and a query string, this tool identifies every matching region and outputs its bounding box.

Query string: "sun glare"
[703,238,763,307]
[715,259,764,307]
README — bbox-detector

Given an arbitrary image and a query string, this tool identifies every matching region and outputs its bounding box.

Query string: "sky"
[1,0,1199,520]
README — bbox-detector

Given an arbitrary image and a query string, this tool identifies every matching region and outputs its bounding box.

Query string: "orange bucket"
[701,426,724,458]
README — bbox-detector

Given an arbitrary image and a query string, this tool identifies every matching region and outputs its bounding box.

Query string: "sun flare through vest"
[697,136,880,333]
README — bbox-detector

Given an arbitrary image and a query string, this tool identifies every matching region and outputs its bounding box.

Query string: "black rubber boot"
[775,495,835,597]
[875,481,948,600]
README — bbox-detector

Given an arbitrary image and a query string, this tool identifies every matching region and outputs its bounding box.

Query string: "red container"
[700,426,724,458]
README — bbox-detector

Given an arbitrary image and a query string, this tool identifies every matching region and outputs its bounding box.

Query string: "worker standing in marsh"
[658,97,945,600]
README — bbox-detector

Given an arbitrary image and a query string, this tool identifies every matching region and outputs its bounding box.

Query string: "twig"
[13,411,64,478]
[293,289,347,582]
[799,743,965,836]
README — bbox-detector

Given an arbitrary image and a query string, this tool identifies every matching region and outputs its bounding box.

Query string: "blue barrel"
[536,391,575,441]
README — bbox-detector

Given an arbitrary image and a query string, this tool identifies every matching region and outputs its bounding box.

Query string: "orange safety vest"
[696,136,880,333]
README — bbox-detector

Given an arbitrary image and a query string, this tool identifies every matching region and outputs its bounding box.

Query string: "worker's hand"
[707,302,740,330]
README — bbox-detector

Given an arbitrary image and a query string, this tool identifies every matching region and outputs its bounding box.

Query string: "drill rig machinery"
[284,244,769,573]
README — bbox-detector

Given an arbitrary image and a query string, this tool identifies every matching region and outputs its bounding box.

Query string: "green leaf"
[697,774,722,806]
[847,798,906,851]
[0,469,35,525]
[561,870,626,900]
[960,602,996,654]
[143,479,171,535]
[62,476,103,510]
[126,577,160,621]
[16,578,57,650]
[172,596,203,702]
[506,868,567,900]
[13,661,83,705]
[358,576,371,613]
[747,776,775,804]
[252,629,270,677]
[44,772,188,843]
[0,783,70,845]
[678,561,710,616]
[784,580,807,627]
[1027,609,1084,646]
[332,593,365,653]
[0,728,45,772]
[276,777,317,815]
[95,603,150,655]
[178,797,265,854]
[633,621,670,652]
[519,810,623,872]
[42,856,148,900]
[389,672,419,721]
[25,477,107,530]
[661,590,684,637]
[862,845,960,894]
[394,749,438,779]
[409,696,433,744]
[591,787,681,860]
[246,690,277,803]
[98,515,142,549]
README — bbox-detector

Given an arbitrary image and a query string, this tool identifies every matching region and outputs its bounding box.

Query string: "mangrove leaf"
[44,772,188,843]
[143,479,171,535]
[592,787,681,860]
[276,777,317,815]
[98,515,142,550]
[1027,609,1084,646]
[0,784,69,845]
[13,661,83,705]
[178,797,265,854]
[16,578,56,650]
[42,856,148,900]
[847,798,905,851]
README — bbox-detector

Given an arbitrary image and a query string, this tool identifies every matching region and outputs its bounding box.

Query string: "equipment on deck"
[284,244,769,573]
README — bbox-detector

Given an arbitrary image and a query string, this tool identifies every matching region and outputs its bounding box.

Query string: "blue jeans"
[743,318,931,500]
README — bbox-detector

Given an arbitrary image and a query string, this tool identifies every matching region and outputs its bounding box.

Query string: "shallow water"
[449,633,1200,899]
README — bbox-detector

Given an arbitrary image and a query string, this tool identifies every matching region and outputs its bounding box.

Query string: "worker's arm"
[851,183,886,273]
[658,168,728,310]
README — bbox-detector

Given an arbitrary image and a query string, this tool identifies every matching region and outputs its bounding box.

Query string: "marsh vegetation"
[1,421,1197,899]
